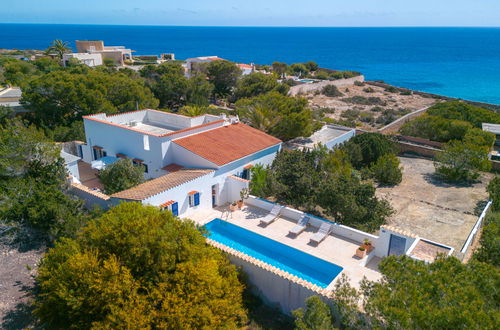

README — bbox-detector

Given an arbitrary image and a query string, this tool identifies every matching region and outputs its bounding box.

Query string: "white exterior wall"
[132,144,281,217]
[143,172,215,218]
[83,118,165,179]
[375,227,417,258]
[66,160,80,180]
[325,129,356,150]
[63,53,103,67]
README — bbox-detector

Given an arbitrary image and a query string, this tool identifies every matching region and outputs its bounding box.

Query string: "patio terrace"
[189,204,382,289]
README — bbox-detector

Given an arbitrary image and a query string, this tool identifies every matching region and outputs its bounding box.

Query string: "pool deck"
[189,205,382,289]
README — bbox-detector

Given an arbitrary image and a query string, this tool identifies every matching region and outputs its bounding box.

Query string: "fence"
[460,201,492,258]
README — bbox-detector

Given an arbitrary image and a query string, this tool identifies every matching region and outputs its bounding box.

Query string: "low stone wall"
[396,141,440,158]
[70,183,110,210]
[378,107,430,134]
[288,75,365,96]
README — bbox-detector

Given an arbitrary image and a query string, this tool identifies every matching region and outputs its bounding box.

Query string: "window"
[92,146,106,160]
[160,201,178,216]
[133,158,148,173]
[143,135,150,151]
[188,191,200,207]
[242,169,250,180]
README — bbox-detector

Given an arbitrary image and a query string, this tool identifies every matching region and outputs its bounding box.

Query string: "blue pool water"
[1,25,500,104]
[204,218,343,288]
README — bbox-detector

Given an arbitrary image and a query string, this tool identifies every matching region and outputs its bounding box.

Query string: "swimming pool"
[204,219,343,288]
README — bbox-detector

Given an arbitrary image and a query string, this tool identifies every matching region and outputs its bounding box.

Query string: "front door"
[388,234,407,256]
[211,184,218,207]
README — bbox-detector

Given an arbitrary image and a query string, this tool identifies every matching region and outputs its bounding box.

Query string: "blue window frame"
[171,202,178,216]
[194,192,200,206]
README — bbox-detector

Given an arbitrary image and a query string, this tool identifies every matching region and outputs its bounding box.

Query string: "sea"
[1,24,499,105]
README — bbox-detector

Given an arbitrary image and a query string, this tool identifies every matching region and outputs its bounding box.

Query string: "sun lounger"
[260,204,284,226]
[289,215,310,236]
[310,222,333,245]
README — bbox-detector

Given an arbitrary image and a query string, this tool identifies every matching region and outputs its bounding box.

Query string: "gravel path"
[0,235,45,329]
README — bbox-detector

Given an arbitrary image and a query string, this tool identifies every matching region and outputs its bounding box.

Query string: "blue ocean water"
[204,218,343,288]
[1,24,499,104]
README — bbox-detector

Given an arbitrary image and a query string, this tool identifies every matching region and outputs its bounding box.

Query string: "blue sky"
[2,0,499,27]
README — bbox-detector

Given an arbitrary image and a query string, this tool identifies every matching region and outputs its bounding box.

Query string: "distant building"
[0,87,24,112]
[482,123,500,146]
[74,40,133,66]
[63,53,103,67]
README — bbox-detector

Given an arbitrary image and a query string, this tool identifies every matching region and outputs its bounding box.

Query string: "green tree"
[153,70,189,109]
[304,61,319,72]
[46,39,71,60]
[207,60,241,97]
[32,57,62,73]
[35,203,247,329]
[342,133,396,169]
[249,164,272,198]
[293,296,335,330]
[98,159,145,195]
[236,92,314,141]
[427,101,500,128]
[272,61,288,78]
[487,176,500,211]
[235,72,288,99]
[473,211,500,267]
[186,74,213,106]
[22,70,159,128]
[0,119,90,240]
[361,256,500,329]
[434,140,491,182]
[2,60,38,86]
[371,154,402,185]
[290,63,309,77]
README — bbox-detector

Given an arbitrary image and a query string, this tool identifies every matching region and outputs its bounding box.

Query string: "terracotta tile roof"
[111,169,214,201]
[173,123,281,166]
[160,200,175,208]
[162,163,184,172]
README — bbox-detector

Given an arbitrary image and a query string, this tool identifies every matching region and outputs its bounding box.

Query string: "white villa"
[67,109,460,314]
[79,109,281,217]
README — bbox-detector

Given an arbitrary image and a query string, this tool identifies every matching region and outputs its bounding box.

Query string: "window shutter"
[172,202,178,216]
[194,192,200,206]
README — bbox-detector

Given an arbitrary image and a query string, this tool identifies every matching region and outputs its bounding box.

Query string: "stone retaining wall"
[288,76,365,96]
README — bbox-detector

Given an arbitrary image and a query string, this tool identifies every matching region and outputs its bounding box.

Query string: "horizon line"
[1,22,499,28]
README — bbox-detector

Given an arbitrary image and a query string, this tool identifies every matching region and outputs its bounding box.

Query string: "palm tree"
[46,40,71,60]
[244,104,279,133]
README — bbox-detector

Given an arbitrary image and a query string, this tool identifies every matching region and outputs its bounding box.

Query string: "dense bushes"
[400,101,498,146]
[434,140,491,182]
[371,154,403,185]
[321,85,343,97]
[98,159,145,195]
[250,147,393,232]
[35,203,247,329]
[342,133,397,169]
[427,101,500,128]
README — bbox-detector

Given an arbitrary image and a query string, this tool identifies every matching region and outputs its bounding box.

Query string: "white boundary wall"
[245,196,378,246]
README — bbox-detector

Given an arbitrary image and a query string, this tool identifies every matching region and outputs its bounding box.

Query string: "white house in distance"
[80,109,281,217]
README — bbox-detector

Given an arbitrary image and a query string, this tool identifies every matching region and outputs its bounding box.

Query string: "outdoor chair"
[310,222,333,245]
[260,204,284,226]
[289,214,310,236]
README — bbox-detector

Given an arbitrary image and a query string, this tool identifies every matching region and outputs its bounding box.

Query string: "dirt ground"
[0,233,45,329]
[307,83,437,130]
[376,156,492,253]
